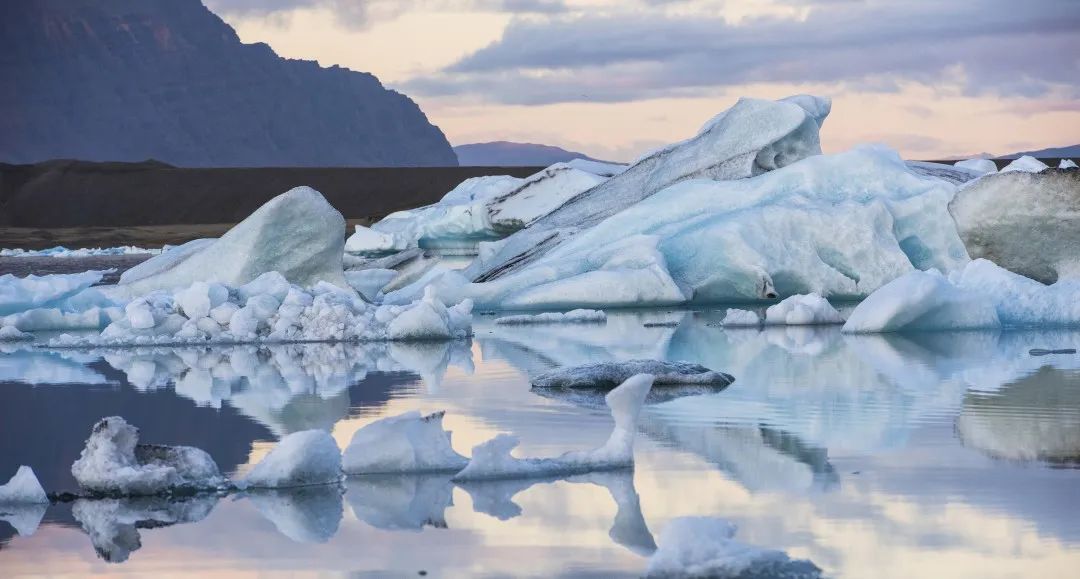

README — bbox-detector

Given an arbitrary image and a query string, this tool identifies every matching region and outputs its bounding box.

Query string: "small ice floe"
[763,294,843,325]
[1030,348,1077,356]
[385,286,473,341]
[720,309,761,327]
[342,411,468,475]
[1062,159,1079,169]
[494,309,606,325]
[452,374,653,481]
[71,417,226,495]
[0,270,108,316]
[532,360,733,392]
[240,430,342,489]
[1000,155,1049,173]
[72,495,217,563]
[0,466,49,504]
[953,158,998,176]
[645,517,822,578]
[246,486,344,543]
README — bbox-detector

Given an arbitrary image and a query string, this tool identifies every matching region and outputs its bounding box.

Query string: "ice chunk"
[342,411,468,475]
[954,158,998,175]
[763,294,843,325]
[486,164,606,234]
[720,309,761,327]
[72,496,216,563]
[246,486,343,543]
[0,466,48,504]
[494,309,606,325]
[453,375,653,480]
[0,270,104,316]
[532,360,733,391]
[71,417,225,495]
[842,269,1000,333]
[467,95,830,283]
[1062,159,1079,169]
[1001,155,1049,173]
[120,187,348,294]
[241,430,342,489]
[645,517,822,578]
[950,168,1080,283]
[386,287,473,341]
[344,224,409,255]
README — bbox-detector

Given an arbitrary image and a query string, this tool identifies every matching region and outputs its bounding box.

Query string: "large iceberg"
[453,374,653,480]
[71,417,225,495]
[843,259,1080,333]
[119,187,349,294]
[342,411,468,475]
[466,95,831,284]
[0,466,48,504]
[645,517,822,578]
[400,145,967,308]
[950,168,1080,283]
[241,429,342,489]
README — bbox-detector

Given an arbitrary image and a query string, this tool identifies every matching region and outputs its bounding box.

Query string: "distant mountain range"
[1000,144,1080,159]
[0,0,457,167]
[454,141,610,166]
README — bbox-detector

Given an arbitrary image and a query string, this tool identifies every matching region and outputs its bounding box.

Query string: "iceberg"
[385,286,473,341]
[241,429,342,489]
[1001,155,1049,173]
[342,411,468,475]
[953,158,998,175]
[0,325,32,341]
[71,417,225,495]
[1062,159,1079,169]
[494,309,606,325]
[645,517,822,578]
[763,294,843,325]
[343,225,408,255]
[0,270,105,316]
[0,466,48,504]
[119,187,348,294]
[531,360,733,392]
[452,374,653,480]
[720,309,761,327]
[467,95,831,284]
[950,168,1080,283]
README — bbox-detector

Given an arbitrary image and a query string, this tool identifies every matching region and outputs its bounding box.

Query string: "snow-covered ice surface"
[950,168,1080,284]
[1001,155,1049,173]
[0,246,161,258]
[71,417,225,495]
[646,517,822,578]
[0,466,48,504]
[763,294,843,325]
[453,375,653,480]
[342,411,467,475]
[241,429,342,489]
[494,309,606,325]
[1062,159,1079,169]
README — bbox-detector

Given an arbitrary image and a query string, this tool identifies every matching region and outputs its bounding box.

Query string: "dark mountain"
[454,141,610,166]
[0,0,457,167]
[1000,145,1080,159]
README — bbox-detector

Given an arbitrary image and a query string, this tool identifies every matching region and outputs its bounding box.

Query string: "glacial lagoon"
[2,309,1079,577]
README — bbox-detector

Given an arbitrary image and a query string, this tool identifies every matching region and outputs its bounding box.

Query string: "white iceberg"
[342,411,468,475]
[494,309,606,325]
[1062,159,1079,169]
[720,309,761,327]
[119,187,348,294]
[452,374,653,480]
[343,225,409,255]
[386,286,473,341]
[0,270,105,316]
[953,158,998,175]
[0,466,48,504]
[1001,155,1049,173]
[645,517,822,578]
[241,429,342,489]
[71,416,225,495]
[763,294,843,325]
[950,168,1080,283]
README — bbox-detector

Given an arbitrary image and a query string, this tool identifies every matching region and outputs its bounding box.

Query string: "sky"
[205,0,1080,162]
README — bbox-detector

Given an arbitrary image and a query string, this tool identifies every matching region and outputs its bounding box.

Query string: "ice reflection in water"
[1,310,1079,577]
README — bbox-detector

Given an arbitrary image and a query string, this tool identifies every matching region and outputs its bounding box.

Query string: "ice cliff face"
[0,0,457,167]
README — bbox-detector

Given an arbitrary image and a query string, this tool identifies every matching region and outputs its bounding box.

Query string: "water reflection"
[346,474,453,531]
[72,495,218,563]
[245,486,344,543]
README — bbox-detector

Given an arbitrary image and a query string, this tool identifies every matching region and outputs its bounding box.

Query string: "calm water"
[1,309,1079,577]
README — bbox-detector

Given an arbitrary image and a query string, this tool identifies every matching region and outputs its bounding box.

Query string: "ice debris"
[71,417,225,495]
[241,430,343,489]
[494,309,606,325]
[645,517,822,578]
[763,294,843,325]
[720,309,761,327]
[342,411,468,475]
[532,360,733,391]
[453,374,653,480]
[0,246,161,258]
[0,466,49,504]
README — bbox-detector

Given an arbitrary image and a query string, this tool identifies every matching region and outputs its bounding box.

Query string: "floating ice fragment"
[841,269,1000,333]
[1000,155,1049,173]
[1062,159,1079,169]
[241,430,342,489]
[720,309,760,327]
[532,360,733,391]
[763,294,843,326]
[0,466,48,504]
[953,158,998,175]
[0,270,105,316]
[342,411,468,475]
[0,325,33,341]
[494,309,606,325]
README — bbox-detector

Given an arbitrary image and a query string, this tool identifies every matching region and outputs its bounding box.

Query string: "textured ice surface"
[720,309,761,327]
[0,466,48,504]
[120,187,348,294]
[954,158,998,175]
[119,239,215,285]
[1001,155,1049,173]
[71,417,225,495]
[466,95,831,284]
[646,517,822,578]
[385,286,473,341]
[342,411,468,475]
[453,375,653,480]
[532,360,733,391]
[0,270,105,316]
[494,309,606,325]
[241,429,342,489]
[403,146,968,308]
[763,294,843,325]
[950,168,1080,283]
[905,160,982,185]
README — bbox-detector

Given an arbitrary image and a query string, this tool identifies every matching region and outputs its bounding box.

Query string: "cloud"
[404,0,1080,104]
